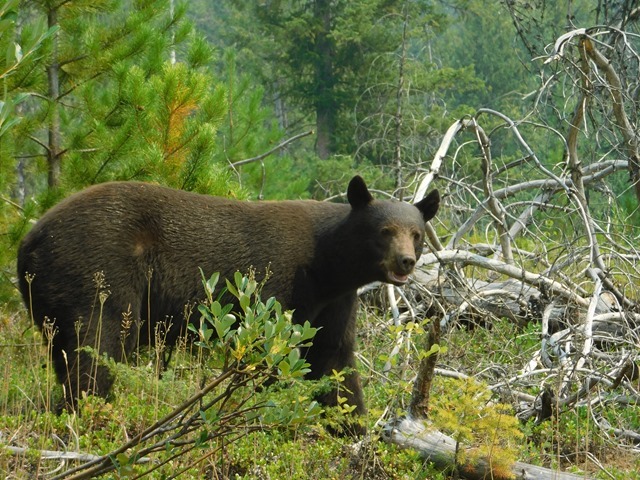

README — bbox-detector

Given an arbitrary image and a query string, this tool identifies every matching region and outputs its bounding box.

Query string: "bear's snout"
[398,253,416,272]
[383,251,418,285]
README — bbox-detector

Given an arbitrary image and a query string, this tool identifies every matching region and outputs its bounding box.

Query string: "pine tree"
[195,0,488,186]
[209,0,425,160]
[0,0,57,305]
[12,0,232,200]
[4,0,237,304]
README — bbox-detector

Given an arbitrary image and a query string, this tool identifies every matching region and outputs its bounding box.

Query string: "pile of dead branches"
[383,26,640,478]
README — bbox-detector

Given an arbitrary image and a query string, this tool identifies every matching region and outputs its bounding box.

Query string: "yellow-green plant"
[431,377,523,478]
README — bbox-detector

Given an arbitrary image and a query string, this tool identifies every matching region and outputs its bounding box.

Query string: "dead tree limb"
[382,26,640,478]
[384,418,593,480]
[228,129,314,168]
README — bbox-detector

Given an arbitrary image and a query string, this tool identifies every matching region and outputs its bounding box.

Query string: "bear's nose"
[399,254,416,272]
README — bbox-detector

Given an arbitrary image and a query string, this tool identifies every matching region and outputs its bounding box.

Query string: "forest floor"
[0,299,638,479]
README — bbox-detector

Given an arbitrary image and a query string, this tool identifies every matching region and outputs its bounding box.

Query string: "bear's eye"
[380,226,394,236]
[412,231,422,242]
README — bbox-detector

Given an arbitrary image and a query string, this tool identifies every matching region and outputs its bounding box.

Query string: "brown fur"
[17,176,439,432]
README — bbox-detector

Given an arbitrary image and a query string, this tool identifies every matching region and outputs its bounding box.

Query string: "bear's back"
[17,182,352,316]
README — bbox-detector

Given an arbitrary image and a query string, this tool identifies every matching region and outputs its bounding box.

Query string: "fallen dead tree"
[383,417,592,480]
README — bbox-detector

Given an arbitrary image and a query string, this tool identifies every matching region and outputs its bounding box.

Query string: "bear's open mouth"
[388,271,409,285]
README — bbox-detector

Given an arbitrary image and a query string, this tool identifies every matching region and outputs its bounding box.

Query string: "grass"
[0,292,639,479]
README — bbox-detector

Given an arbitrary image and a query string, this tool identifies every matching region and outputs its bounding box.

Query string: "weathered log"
[383,417,592,480]
[412,260,625,333]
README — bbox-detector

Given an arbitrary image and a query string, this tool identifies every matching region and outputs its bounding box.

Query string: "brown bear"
[17,175,439,429]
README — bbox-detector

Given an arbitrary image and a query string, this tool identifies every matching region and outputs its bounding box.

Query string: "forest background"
[1,0,640,478]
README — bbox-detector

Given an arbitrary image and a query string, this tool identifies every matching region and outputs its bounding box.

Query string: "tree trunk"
[47,6,61,188]
[393,8,408,197]
[313,0,335,159]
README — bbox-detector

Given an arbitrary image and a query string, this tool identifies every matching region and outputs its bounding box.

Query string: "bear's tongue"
[389,271,409,284]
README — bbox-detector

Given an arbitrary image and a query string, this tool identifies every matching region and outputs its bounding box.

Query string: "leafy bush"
[1,272,323,477]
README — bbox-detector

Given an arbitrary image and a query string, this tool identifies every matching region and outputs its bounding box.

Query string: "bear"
[17,175,439,431]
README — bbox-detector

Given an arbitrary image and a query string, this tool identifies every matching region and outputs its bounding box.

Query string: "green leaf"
[204,271,219,297]
[279,358,290,376]
[239,292,250,311]
[215,313,236,339]
[225,278,238,299]
[287,348,300,366]
[330,369,345,382]
[211,301,222,318]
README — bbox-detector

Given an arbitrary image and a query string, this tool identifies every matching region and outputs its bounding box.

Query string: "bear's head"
[346,175,440,286]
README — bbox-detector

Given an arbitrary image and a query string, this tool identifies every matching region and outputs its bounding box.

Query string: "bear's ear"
[347,175,374,209]
[414,189,440,222]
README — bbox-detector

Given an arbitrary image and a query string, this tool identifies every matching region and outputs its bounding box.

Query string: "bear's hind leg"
[54,300,139,411]
[55,347,115,412]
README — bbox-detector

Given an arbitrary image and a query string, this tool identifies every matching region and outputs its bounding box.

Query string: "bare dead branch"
[419,249,590,307]
[581,35,640,203]
[228,130,314,168]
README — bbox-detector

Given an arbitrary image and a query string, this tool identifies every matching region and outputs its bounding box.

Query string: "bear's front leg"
[301,294,366,435]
